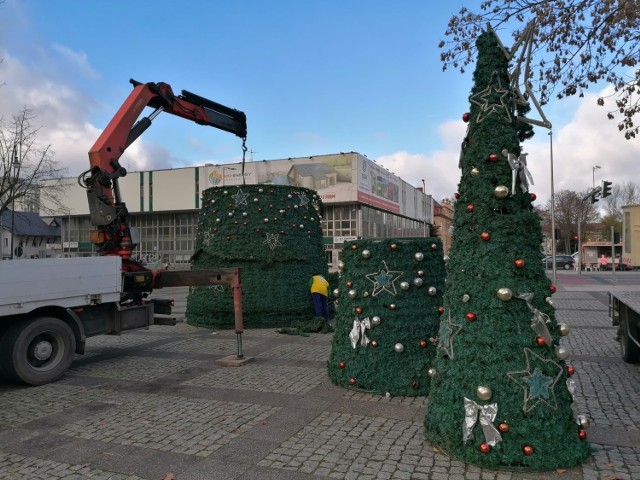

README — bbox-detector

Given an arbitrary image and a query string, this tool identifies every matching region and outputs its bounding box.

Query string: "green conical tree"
[328,238,445,396]
[186,184,328,329]
[424,31,591,470]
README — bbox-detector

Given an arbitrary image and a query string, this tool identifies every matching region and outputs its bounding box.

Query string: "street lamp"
[592,165,601,188]
[10,144,20,260]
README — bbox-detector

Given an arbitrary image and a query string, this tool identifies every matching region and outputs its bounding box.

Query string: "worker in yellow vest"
[309,273,330,323]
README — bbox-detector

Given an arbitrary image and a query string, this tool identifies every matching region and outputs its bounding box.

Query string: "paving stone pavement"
[1,276,640,479]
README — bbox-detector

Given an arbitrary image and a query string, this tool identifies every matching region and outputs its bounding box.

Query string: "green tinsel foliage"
[423,31,591,470]
[327,238,445,397]
[186,184,328,329]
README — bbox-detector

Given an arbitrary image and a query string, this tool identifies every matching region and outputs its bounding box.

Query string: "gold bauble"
[496,287,513,301]
[494,185,509,198]
[476,385,492,401]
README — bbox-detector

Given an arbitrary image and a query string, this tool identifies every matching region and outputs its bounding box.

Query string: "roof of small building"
[0,210,61,237]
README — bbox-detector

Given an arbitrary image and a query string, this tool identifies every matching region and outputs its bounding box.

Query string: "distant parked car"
[542,255,575,270]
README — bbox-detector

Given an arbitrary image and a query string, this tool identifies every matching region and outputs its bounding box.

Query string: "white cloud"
[51,43,100,80]
[377,89,640,207]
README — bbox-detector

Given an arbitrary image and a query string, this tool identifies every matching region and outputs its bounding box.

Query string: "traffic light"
[601,180,613,198]
[590,187,601,204]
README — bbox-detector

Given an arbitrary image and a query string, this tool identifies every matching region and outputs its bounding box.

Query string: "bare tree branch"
[0,108,68,216]
[440,0,640,139]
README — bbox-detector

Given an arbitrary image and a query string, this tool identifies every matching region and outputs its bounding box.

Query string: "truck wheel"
[619,318,640,364]
[0,316,76,385]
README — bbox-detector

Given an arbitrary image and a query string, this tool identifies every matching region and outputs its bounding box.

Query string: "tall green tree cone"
[423,31,591,469]
[328,238,445,396]
[186,184,327,328]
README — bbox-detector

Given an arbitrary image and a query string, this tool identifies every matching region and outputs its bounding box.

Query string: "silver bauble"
[338,261,345,271]
[413,277,424,287]
[371,316,381,326]
[476,385,492,401]
[394,343,404,353]
[576,415,590,429]
[348,289,357,299]
[462,294,471,303]
[496,287,513,301]
[427,368,437,378]
[228,212,234,217]
[400,281,410,291]
[414,252,424,261]
[242,212,248,217]
[558,323,570,336]
[258,188,264,193]
[216,218,221,223]
[428,286,437,296]
[554,345,571,360]
[494,185,509,198]
[471,167,480,177]
[546,297,554,306]
[443,255,450,263]
[333,289,340,298]
[363,292,369,297]
[253,197,259,202]
[362,249,371,259]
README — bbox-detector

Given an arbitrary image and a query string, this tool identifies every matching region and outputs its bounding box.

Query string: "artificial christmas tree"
[328,238,445,396]
[186,184,328,329]
[424,30,591,469]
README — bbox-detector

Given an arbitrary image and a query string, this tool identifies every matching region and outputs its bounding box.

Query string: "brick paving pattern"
[1,275,640,480]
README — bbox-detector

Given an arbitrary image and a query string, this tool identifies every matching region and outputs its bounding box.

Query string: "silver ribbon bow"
[349,317,371,349]
[515,293,553,345]
[566,378,578,419]
[462,397,503,446]
[502,149,534,194]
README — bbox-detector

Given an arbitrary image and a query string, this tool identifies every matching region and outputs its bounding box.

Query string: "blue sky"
[1,0,638,205]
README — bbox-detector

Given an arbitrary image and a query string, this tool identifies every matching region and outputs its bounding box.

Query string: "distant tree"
[603,181,640,221]
[0,108,68,216]
[601,214,621,241]
[440,1,640,139]
[544,190,600,253]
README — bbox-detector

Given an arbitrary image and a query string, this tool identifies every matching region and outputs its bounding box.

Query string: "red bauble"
[578,429,587,440]
[226,236,232,241]
[349,377,356,385]
[549,285,557,293]
[390,243,398,250]
[419,340,428,348]
[355,306,363,314]
[480,232,490,242]
[466,204,474,213]
[431,243,438,251]
[462,112,470,123]
[412,380,419,389]
[454,192,460,199]
[346,281,354,288]
[466,312,477,322]
[437,306,445,314]
[488,153,499,162]
[351,244,358,250]
[522,445,534,456]
[370,340,378,348]
[530,193,537,201]
[338,361,346,369]
[498,422,509,433]
[515,259,525,268]
[479,442,491,454]
[567,366,576,376]
[536,336,547,347]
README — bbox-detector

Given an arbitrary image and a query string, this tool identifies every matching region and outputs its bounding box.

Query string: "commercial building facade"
[40,152,433,270]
